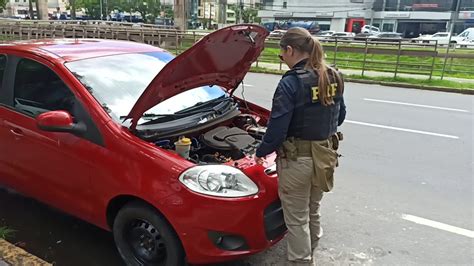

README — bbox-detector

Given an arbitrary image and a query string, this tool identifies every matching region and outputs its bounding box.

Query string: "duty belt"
[280,133,343,161]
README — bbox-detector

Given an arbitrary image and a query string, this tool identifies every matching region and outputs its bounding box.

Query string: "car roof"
[0,39,163,62]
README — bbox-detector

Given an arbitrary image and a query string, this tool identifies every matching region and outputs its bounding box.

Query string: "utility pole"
[37,0,48,20]
[28,0,34,19]
[441,0,461,80]
[100,0,103,20]
[174,0,188,31]
[70,0,76,19]
[218,0,227,26]
[239,0,243,24]
[209,2,212,29]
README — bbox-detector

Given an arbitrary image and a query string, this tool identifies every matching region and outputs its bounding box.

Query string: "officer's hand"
[254,155,266,165]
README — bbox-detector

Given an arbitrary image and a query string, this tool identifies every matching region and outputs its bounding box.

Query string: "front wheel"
[113,201,186,266]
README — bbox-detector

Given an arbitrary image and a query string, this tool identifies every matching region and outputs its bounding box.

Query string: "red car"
[0,25,286,265]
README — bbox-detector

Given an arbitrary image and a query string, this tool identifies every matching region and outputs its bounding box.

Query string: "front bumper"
[158,165,286,264]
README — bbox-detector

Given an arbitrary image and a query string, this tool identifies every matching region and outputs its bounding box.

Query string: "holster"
[281,139,298,161]
[331,132,344,150]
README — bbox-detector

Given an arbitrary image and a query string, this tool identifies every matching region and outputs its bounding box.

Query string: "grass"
[257,46,474,80]
[345,74,474,90]
[0,226,15,239]
[249,66,474,90]
[3,31,472,80]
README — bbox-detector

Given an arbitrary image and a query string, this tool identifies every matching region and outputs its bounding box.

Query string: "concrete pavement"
[0,239,50,266]
[0,74,472,265]
[231,73,474,265]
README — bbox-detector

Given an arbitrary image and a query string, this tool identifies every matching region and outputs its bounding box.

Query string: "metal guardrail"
[1,20,473,80]
[261,38,474,80]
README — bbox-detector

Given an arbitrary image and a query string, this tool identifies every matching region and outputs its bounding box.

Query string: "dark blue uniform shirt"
[255,60,346,158]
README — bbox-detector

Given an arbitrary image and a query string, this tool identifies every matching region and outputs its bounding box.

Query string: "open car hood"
[126,24,268,129]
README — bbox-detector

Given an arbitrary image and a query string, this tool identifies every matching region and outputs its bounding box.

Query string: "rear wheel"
[113,201,186,266]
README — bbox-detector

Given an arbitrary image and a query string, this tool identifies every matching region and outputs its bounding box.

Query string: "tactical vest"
[286,67,343,141]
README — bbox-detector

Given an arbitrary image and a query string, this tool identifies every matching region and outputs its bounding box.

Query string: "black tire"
[113,201,186,266]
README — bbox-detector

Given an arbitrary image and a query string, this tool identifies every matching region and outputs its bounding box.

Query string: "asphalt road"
[0,73,472,265]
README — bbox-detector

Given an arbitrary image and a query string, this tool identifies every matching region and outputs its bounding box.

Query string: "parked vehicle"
[330,32,356,39]
[315,30,335,37]
[268,29,287,38]
[458,39,474,49]
[361,25,380,34]
[415,32,459,45]
[354,32,374,40]
[0,25,285,265]
[455,27,474,43]
[367,32,402,42]
[262,21,320,35]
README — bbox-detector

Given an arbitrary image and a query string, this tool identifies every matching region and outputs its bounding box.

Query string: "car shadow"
[0,187,255,266]
[0,187,124,266]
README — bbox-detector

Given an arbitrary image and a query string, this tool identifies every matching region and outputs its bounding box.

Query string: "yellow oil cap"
[180,137,191,145]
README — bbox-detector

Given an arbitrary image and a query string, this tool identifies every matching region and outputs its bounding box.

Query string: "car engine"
[154,115,267,164]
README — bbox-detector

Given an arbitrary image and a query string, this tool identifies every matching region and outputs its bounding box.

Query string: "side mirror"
[36,110,86,134]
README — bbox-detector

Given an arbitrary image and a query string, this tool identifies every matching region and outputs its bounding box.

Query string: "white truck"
[415,28,474,46]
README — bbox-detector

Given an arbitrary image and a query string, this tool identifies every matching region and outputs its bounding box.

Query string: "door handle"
[10,128,24,137]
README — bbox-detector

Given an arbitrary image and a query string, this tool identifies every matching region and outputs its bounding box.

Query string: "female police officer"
[255,27,346,265]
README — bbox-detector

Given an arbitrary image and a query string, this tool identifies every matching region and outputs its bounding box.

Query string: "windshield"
[65,52,226,123]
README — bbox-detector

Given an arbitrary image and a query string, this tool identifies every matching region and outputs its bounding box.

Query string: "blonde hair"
[280,27,343,105]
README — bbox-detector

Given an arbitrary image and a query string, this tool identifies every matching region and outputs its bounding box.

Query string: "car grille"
[264,200,287,241]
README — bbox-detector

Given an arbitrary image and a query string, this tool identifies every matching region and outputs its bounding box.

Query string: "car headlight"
[179,165,259,197]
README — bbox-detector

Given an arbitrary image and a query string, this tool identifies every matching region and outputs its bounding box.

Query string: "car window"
[66,52,226,122]
[13,59,76,117]
[0,55,5,91]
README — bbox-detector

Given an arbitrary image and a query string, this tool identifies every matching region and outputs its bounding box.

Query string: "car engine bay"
[154,114,267,164]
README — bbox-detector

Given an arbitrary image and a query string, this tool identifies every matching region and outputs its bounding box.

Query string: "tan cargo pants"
[277,138,338,266]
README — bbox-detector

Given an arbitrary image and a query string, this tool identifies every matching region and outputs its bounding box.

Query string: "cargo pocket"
[310,140,338,192]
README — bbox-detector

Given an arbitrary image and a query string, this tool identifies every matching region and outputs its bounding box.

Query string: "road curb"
[345,78,474,95]
[249,68,474,95]
[0,239,50,266]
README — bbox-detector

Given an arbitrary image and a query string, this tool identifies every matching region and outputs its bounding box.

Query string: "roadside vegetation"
[175,39,474,80]
[0,226,14,239]
[257,46,474,80]
[250,66,474,91]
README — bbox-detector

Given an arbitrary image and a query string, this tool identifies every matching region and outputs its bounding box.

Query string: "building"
[258,0,374,32]
[1,0,68,18]
[258,0,474,37]
[227,0,261,7]
[371,0,474,37]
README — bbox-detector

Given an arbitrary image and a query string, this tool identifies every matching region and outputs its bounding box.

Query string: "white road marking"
[346,120,459,139]
[402,214,474,238]
[240,83,254,87]
[364,98,469,113]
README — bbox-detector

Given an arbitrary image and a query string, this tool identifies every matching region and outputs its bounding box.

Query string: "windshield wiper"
[119,113,179,120]
[174,95,229,114]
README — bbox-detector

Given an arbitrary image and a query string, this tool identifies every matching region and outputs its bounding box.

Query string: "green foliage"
[250,66,474,90]
[73,0,163,22]
[228,4,260,23]
[241,7,260,23]
[0,0,7,13]
[0,226,15,239]
[344,75,474,89]
[75,0,101,19]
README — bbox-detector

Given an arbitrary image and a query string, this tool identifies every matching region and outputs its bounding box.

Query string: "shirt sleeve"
[338,96,346,126]
[255,79,295,158]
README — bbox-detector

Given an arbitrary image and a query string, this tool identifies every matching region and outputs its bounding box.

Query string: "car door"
[0,54,11,185]
[0,55,105,220]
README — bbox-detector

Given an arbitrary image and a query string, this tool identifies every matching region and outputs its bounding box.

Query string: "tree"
[70,0,77,19]
[133,0,161,23]
[0,0,7,13]
[75,0,101,19]
[228,5,260,24]
[241,7,260,23]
